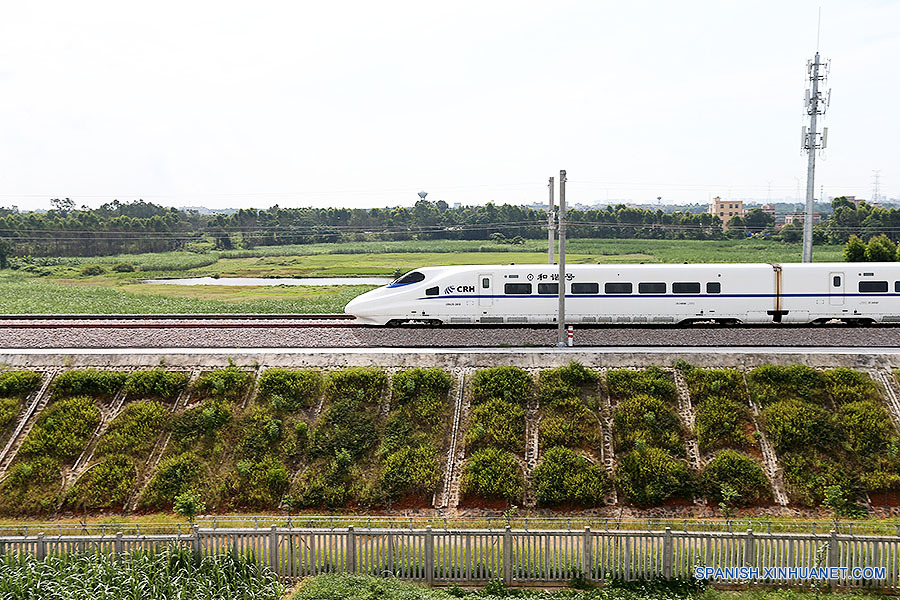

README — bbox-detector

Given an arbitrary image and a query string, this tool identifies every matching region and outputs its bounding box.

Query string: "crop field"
[0,546,283,599]
[2,238,845,314]
[0,361,896,521]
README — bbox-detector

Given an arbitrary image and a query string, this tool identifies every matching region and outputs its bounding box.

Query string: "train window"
[859,281,888,293]
[833,276,842,287]
[394,271,425,285]
[425,286,439,296]
[673,282,701,294]
[605,282,632,294]
[505,283,532,295]
[482,278,490,289]
[896,281,900,292]
[572,282,599,294]
[538,283,558,294]
[706,282,721,294]
[638,282,666,294]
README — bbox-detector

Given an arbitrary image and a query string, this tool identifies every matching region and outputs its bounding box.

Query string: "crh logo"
[444,285,474,295]
[444,286,455,294]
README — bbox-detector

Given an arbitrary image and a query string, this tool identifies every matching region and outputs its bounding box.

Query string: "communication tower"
[800,51,830,262]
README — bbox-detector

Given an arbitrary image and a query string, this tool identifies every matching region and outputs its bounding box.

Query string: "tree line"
[0,196,894,260]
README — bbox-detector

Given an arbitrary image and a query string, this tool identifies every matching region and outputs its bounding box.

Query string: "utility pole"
[548,177,555,265]
[801,51,830,262]
[557,170,567,347]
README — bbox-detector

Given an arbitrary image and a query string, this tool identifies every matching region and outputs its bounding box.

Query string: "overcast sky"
[1,1,898,211]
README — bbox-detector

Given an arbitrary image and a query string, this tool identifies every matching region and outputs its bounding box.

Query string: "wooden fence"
[1,526,898,589]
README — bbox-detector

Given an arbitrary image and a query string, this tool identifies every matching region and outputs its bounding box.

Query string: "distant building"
[708,196,744,228]
[784,213,822,226]
[760,204,776,218]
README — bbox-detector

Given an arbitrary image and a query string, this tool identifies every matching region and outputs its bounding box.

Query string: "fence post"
[744,529,755,574]
[269,525,279,575]
[503,526,513,586]
[191,525,201,558]
[582,527,592,581]
[347,526,356,574]
[425,526,434,585]
[36,533,46,561]
[114,531,124,558]
[663,527,673,579]
[827,529,838,577]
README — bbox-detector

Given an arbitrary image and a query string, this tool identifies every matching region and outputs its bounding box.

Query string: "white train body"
[344,263,900,326]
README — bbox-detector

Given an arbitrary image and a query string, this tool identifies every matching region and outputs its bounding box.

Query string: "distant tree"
[843,235,866,262]
[50,197,75,213]
[0,239,10,269]
[779,223,802,243]
[865,234,896,262]
[832,196,855,211]
[743,208,775,232]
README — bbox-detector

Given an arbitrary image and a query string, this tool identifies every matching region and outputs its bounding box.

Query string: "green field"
[3,238,845,314]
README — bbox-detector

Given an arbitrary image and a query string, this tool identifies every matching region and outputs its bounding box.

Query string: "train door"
[479,274,493,307]
[830,272,844,306]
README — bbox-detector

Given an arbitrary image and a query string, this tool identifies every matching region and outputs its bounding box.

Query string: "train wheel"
[385,319,403,327]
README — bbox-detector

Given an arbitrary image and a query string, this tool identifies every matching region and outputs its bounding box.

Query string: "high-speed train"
[344,263,900,326]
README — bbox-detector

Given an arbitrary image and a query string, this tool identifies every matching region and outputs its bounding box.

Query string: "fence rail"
[2,526,900,589]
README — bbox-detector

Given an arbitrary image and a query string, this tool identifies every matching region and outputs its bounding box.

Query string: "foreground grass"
[0,275,374,314]
[4,239,846,314]
[0,546,283,600]
[292,573,885,600]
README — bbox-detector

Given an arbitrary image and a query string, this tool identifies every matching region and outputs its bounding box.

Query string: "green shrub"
[257,368,323,412]
[95,400,168,460]
[80,264,105,276]
[0,456,62,514]
[460,447,523,502]
[614,446,695,507]
[538,397,601,450]
[606,367,676,402]
[381,411,430,456]
[694,396,753,453]
[378,444,442,498]
[310,398,378,459]
[781,449,862,506]
[0,397,22,430]
[111,262,135,272]
[236,407,284,461]
[612,394,684,455]
[762,398,838,453]
[170,401,231,450]
[191,367,252,401]
[391,368,451,434]
[747,365,825,406]
[837,400,895,457]
[863,456,900,494]
[51,369,126,400]
[391,368,452,406]
[223,455,290,509]
[701,450,771,505]
[325,367,387,403]
[823,368,881,405]
[533,446,609,506]
[124,369,189,400]
[471,366,533,406]
[66,456,135,510]
[140,452,204,509]
[464,398,525,453]
[19,395,100,460]
[682,367,747,403]
[538,362,599,407]
[293,450,361,508]
[0,370,41,397]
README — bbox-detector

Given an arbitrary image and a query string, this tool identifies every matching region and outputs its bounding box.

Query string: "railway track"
[0,313,359,328]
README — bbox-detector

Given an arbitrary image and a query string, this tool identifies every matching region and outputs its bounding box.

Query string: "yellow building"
[708,197,743,228]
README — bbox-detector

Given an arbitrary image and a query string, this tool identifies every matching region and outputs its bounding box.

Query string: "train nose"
[344,289,381,324]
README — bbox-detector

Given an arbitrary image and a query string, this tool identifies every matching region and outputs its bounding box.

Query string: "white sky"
[1,0,899,211]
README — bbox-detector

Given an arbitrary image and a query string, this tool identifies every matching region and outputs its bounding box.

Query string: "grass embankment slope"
[1,239,842,314]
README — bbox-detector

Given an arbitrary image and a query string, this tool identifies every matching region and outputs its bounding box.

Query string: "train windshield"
[390,271,425,286]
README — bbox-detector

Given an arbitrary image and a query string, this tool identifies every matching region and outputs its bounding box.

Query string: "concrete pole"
[548,177,555,265]
[802,53,821,263]
[557,170,567,346]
